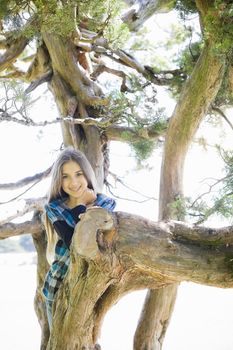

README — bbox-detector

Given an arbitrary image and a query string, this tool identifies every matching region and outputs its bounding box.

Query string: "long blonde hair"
[44,147,98,264]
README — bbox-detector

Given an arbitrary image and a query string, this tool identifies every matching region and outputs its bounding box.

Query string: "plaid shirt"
[42,193,116,301]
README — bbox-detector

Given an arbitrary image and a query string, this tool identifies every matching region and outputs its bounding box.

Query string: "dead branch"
[211,104,233,131]
[108,170,158,201]
[0,197,46,225]
[0,167,52,190]
[91,65,129,92]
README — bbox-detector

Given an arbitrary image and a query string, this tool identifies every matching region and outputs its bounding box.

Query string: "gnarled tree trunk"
[46,208,233,349]
[133,38,227,350]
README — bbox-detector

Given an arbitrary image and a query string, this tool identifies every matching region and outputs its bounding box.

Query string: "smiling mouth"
[70,186,81,192]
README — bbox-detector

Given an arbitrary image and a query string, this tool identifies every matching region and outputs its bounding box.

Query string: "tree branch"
[105,123,166,141]
[0,216,42,239]
[67,208,233,288]
[0,16,37,73]
[211,104,233,131]
[0,167,52,190]
[121,0,175,31]
[0,197,46,225]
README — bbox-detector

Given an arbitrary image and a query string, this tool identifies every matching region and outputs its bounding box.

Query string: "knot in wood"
[72,207,116,259]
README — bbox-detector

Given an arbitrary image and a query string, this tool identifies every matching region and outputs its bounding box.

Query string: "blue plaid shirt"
[42,193,116,301]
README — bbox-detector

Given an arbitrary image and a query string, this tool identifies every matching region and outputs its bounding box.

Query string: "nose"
[69,177,79,188]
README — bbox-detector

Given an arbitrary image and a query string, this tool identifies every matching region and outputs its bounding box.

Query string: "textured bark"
[134,285,178,350]
[0,217,41,238]
[133,39,227,350]
[159,42,226,220]
[32,213,50,350]
[45,208,233,350]
[122,0,175,31]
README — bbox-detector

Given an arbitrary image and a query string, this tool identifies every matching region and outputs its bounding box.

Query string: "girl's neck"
[65,197,96,209]
[66,198,83,208]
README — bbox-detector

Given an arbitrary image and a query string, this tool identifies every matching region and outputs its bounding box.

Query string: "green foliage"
[168,195,188,220]
[31,1,76,36]
[0,0,8,19]
[78,0,128,44]
[106,78,168,130]
[0,0,28,19]
[106,74,167,125]
[104,22,129,49]
[204,2,233,56]
[221,149,233,190]
[1,0,128,41]
[103,74,168,163]
[0,80,33,122]
[164,23,192,50]
[130,139,155,162]
[170,40,202,97]
[0,0,35,29]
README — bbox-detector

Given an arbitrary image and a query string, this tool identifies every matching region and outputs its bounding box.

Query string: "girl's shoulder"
[44,198,69,223]
[95,193,116,211]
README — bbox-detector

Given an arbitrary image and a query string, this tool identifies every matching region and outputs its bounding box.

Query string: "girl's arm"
[53,205,86,247]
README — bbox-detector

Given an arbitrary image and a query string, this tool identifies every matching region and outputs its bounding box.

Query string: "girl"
[42,147,116,329]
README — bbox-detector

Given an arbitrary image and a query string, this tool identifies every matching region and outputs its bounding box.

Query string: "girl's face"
[61,161,88,201]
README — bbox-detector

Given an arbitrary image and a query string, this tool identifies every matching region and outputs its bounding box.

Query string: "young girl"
[42,147,116,329]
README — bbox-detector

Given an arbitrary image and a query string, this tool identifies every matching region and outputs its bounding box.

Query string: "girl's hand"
[81,188,96,206]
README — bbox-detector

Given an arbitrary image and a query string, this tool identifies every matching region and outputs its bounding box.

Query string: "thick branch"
[42,32,108,107]
[0,216,42,239]
[105,124,166,142]
[0,16,37,73]
[72,208,233,288]
[160,40,226,220]
[114,211,233,288]
[94,46,176,86]
[121,0,175,31]
[47,208,233,350]
[0,36,29,73]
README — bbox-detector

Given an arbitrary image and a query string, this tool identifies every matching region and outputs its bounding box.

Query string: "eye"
[62,175,68,179]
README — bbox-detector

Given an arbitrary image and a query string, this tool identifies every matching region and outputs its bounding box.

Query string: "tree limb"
[47,207,233,349]
[0,216,42,239]
[0,167,52,190]
[105,123,166,141]
[0,16,37,73]
[211,104,233,131]
[121,0,175,31]
[0,197,46,225]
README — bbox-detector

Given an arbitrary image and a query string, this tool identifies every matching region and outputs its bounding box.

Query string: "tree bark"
[133,39,227,350]
[45,208,233,350]
[134,285,178,350]
[122,0,175,31]
[33,229,50,350]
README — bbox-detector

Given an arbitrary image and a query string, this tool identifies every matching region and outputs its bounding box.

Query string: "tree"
[1,1,233,349]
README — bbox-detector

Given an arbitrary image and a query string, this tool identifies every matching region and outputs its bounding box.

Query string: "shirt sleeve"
[53,205,86,248]
[96,194,116,212]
